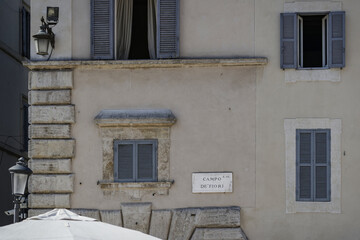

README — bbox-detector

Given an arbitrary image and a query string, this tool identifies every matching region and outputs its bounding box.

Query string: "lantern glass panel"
[11,173,28,196]
[35,38,50,55]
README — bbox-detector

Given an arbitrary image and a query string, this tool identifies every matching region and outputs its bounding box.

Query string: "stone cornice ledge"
[23,58,268,70]
[95,109,176,127]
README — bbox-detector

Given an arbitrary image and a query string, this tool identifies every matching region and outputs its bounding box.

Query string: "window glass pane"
[300,133,311,163]
[299,166,312,199]
[315,166,328,199]
[118,144,133,180]
[137,144,154,180]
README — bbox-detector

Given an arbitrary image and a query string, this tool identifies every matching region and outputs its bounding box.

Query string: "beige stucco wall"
[71,66,257,210]
[244,0,360,239]
[28,0,360,239]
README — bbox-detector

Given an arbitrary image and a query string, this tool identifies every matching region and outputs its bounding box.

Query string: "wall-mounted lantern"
[8,157,32,223]
[32,7,59,57]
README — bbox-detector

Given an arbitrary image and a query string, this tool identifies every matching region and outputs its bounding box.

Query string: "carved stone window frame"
[95,109,176,198]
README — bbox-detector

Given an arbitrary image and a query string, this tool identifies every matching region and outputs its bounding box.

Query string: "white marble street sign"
[192,172,233,193]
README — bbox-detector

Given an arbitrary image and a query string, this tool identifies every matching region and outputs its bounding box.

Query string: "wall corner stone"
[28,70,76,209]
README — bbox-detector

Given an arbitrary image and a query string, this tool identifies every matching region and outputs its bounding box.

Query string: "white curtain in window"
[116,0,133,59]
[147,0,157,59]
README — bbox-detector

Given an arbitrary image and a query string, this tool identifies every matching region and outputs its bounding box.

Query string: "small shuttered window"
[280,11,345,69]
[91,0,179,59]
[296,129,331,202]
[114,140,157,182]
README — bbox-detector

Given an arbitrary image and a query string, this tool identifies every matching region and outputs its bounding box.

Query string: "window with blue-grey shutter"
[91,0,114,59]
[280,13,297,69]
[114,140,157,182]
[296,129,331,202]
[91,0,179,59]
[329,12,345,68]
[157,0,179,58]
[280,12,345,69]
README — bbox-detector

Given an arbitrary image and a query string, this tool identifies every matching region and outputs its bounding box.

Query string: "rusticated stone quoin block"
[168,208,198,240]
[191,228,247,240]
[121,202,152,234]
[29,105,75,124]
[100,210,122,227]
[29,174,74,193]
[194,207,241,227]
[30,90,71,105]
[29,159,72,174]
[149,210,172,239]
[168,207,241,240]
[28,194,70,208]
[29,139,75,159]
[29,71,73,90]
[71,209,100,220]
[29,124,71,139]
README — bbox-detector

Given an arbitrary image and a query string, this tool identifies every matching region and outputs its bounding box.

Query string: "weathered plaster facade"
[25,0,360,239]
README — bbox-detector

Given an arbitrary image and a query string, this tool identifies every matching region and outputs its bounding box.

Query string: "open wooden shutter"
[329,11,345,68]
[157,0,179,58]
[91,0,114,59]
[280,13,297,69]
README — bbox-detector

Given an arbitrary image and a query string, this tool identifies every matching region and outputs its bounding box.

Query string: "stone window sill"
[285,69,341,83]
[97,180,174,199]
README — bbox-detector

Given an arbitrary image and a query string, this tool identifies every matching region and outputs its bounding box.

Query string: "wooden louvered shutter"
[115,143,135,181]
[280,13,297,69]
[91,0,114,59]
[297,130,312,201]
[137,142,157,181]
[329,12,345,68]
[157,0,179,58]
[314,130,331,201]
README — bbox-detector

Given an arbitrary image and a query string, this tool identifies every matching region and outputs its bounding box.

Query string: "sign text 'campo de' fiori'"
[192,172,233,193]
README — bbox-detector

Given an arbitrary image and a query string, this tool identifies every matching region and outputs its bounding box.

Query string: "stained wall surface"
[27,0,360,239]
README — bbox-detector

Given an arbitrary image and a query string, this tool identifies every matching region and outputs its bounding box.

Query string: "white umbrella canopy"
[0,209,161,240]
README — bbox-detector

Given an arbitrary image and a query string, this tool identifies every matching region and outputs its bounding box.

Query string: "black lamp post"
[8,157,32,223]
[32,7,59,56]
